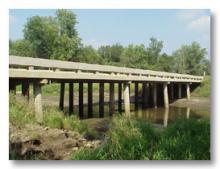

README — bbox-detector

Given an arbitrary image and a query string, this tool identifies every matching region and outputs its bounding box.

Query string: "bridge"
[9,55,203,122]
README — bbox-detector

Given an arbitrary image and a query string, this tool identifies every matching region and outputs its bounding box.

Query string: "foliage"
[72,115,159,160]
[72,116,210,160]
[23,16,58,59]
[192,76,211,97]
[172,42,209,75]
[9,39,36,57]
[9,94,89,134]
[9,94,35,127]
[153,118,210,160]
[9,10,210,75]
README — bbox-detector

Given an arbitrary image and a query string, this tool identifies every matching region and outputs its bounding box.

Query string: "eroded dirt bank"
[9,119,109,160]
[170,97,210,110]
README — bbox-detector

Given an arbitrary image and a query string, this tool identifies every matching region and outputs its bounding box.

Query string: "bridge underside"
[9,77,200,123]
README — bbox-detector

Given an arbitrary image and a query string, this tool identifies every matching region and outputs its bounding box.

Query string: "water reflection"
[131,106,209,127]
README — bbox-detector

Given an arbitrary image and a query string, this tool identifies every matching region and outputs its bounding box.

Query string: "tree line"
[9,9,210,75]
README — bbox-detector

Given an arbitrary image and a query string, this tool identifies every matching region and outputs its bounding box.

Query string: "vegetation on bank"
[192,76,211,98]
[9,94,92,135]
[71,116,210,160]
[9,94,210,160]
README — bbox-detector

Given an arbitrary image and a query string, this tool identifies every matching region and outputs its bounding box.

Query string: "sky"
[9,9,211,58]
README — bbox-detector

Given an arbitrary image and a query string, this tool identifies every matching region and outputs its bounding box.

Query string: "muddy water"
[41,95,210,127]
[74,103,210,127]
[131,106,210,127]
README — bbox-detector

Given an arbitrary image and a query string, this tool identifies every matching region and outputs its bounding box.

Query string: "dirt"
[170,97,210,110]
[9,122,107,160]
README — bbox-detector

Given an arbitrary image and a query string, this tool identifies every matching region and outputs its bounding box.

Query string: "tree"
[78,46,103,64]
[146,37,163,65]
[9,39,36,57]
[56,9,78,38]
[98,43,124,64]
[120,44,148,68]
[23,16,58,59]
[157,53,174,72]
[172,42,208,75]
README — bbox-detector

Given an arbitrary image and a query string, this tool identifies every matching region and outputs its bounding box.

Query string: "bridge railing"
[9,55,203,82]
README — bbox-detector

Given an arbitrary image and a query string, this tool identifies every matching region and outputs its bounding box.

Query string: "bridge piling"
[109,82,115,116]
[88,82,93,118]
[99,82,104,118]
[118,82,122,113]
[123,82,130,116]
[79,82,84,119]
[33,82,43,123]
[186,83,190,100]
[21,81,29,99]
[153,83,157,108]
[163,83,169,108]
[59,82,65,111]
[170,83,174,101]
[69,82,74,115]
[9,80,16,94]
[178,83,182,99]
[134,82,139,110]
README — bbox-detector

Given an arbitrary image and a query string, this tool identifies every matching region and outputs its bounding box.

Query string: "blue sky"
[9,9,211,57]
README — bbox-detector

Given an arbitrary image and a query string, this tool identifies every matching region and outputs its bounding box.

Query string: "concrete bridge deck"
[9,55,203,122]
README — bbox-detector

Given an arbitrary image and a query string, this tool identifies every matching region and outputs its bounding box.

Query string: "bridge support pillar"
[88,82,93,118]
[79,82,84,119]
[142,82,149,108]
[118,82,122,113]
[178,83,182,99]
[134,82,139,110]
[124,82,130,117]
[186,83,190,100]
[99,82,104,118]
[59,82,65,111]
[33,83,43,123]
[170,83,174,101]
[153,83,157,108]
[163,108,169,127]
[142,83,146,108]
[69,82,74,115]
[163,83,169,108]
[109,82,115,116]
[9,80,16,94]
[22,81,29,99]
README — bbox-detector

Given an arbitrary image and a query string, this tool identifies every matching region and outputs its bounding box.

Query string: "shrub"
[72,115,158,160]
[153,118,210,160]
[9,94,36,126]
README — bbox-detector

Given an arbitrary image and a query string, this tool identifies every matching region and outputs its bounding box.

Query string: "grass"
[71,115,159,160]
[153,118,210,160]
[71,116,210,160]
[192,76,211,98]
[9,94,91,135]
[9,94,210,160]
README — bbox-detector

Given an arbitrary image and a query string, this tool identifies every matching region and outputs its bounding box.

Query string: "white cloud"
[177,9,204,21]
[9,15,17,24]
[187,15,210,31]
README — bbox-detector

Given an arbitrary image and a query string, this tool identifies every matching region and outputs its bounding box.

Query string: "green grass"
[9,94,91,135]
[153,118,210,160]
[71,116,210,160]
[71,115,159,160]
[10,94,210,160]
[192,76,211,98]
[9,94,36,127]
